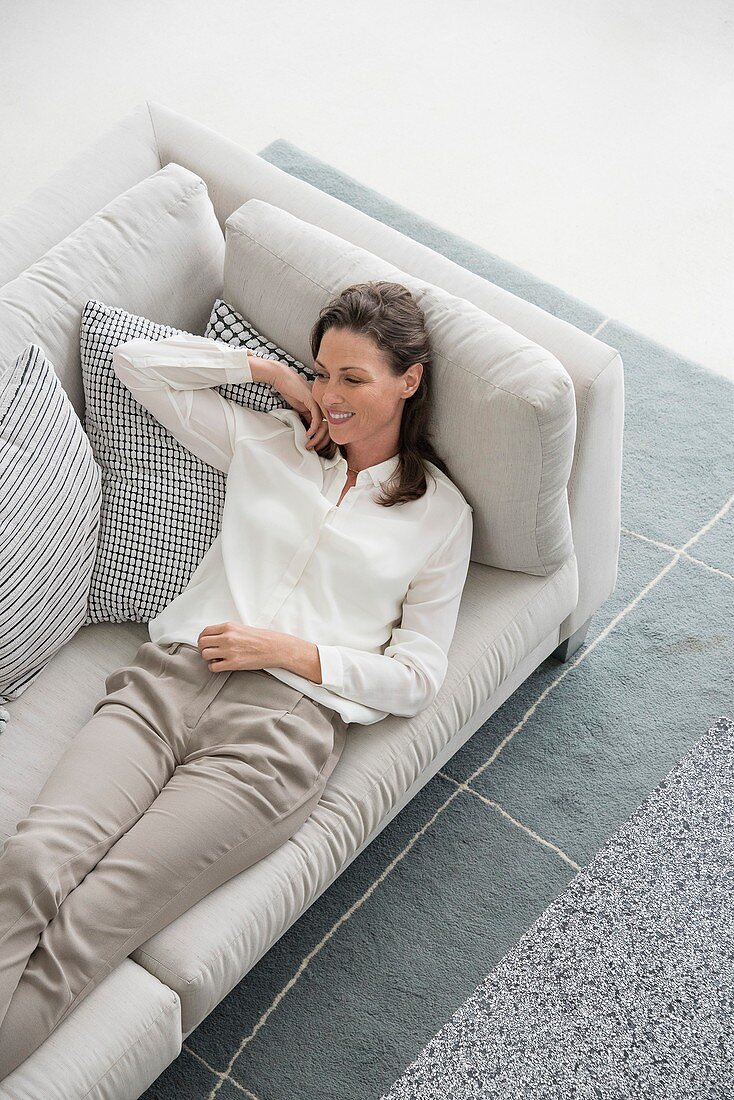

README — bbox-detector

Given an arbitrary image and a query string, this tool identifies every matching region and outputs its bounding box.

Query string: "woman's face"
[312,328,422,450]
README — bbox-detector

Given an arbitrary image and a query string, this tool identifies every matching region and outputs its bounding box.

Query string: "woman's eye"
[314,375,359,384]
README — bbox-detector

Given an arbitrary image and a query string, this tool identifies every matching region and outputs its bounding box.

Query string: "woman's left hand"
[197,622,286,671]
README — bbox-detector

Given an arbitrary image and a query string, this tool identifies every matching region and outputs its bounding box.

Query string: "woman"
[0,281,473,1078]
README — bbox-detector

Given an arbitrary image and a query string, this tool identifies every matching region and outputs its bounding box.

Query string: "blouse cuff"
[316,644,344,692]
[225,348,254,385]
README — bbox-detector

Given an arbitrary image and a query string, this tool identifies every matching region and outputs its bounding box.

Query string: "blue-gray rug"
[381,714,734,1100]
[142,142,734,1100]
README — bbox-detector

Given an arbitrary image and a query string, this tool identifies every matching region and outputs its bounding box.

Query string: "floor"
[1,0,732,381]
[382,716,734,1099]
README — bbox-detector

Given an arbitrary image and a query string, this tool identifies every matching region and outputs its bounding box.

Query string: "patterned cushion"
[81,298,313,625]
[204,297,314,408]
[0,344,101,706]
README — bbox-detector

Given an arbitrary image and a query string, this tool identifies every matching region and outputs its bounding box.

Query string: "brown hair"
[309,280,451,507]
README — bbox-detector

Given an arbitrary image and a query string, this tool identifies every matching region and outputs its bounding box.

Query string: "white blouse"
[112,333,473,726]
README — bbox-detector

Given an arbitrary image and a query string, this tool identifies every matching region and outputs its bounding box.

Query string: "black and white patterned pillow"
[0,344,102,709]
[204,297,315,396]
[81,298,313,625]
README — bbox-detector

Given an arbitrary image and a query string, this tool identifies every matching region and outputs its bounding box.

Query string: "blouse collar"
[324,449,401,487]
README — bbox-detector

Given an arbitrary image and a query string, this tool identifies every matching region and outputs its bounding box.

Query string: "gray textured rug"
[381,714,734,1100]
[142,143,734,1100]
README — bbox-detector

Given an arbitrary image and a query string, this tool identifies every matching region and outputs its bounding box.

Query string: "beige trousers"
[0,640,348,1081]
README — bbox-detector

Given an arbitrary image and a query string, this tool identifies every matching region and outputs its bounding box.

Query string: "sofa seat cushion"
[0,620,150,839]
[0,959,180,1100]
[128,554,578,1033]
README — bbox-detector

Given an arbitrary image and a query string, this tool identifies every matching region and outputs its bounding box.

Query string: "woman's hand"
[197,622,289,671]
[271,362,331,453]
[198,622,321,683]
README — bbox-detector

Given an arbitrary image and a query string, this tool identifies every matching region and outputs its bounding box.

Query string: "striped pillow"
[81,299,312,625]
[0,344,102,707]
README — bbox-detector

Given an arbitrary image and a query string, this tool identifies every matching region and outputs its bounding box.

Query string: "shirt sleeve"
[316,506,473,719]
[111,332,289,474]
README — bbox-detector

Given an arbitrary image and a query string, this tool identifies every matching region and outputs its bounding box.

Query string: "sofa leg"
[550,616,593,662]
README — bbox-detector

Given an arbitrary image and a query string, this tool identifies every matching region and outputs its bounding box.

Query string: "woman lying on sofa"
[0,279,473,1079]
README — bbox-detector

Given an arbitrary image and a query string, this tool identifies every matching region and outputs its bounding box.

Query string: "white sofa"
[0,101,624,1098]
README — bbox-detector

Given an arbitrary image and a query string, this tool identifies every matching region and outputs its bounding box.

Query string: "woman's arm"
[315,507,474,718]
[112,333,289,473]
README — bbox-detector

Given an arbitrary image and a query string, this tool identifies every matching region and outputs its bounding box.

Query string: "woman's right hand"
[270,362,331,452]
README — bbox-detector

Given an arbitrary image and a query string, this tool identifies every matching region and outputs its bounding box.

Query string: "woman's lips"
[326,410,355,424]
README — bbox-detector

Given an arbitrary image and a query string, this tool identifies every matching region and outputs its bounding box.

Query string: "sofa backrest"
[223,199,577,576]
[0,163,224,419]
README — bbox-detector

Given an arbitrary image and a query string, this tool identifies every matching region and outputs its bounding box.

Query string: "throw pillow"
[80,298,312,625]
[0,344,102,710]
[204,296,315,401]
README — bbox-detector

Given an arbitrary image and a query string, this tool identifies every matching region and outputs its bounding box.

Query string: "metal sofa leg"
[550,615,593,662]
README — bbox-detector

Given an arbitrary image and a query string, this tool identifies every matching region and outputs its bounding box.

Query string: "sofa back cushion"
[0,162,225,421]
[223,200,576,575]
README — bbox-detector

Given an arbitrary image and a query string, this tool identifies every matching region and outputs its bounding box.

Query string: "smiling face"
[312,327,422,463]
